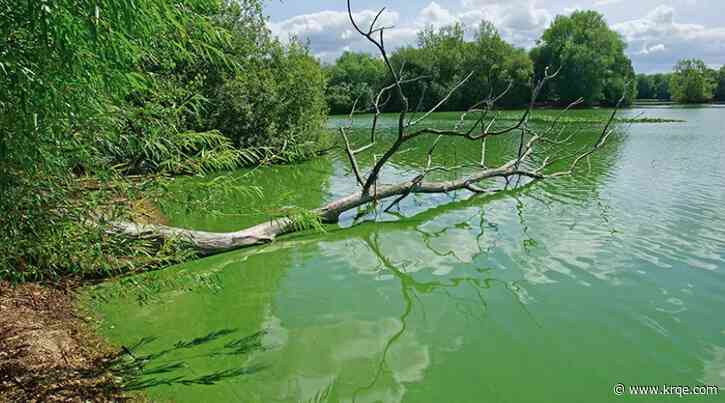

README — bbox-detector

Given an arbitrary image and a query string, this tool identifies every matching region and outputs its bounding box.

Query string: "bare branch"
[369,8,386,34]
[544,89,626,177]
[108,5,626,257]
[407,71,475,127]
[405,67,561,142]
[340,128,365,187]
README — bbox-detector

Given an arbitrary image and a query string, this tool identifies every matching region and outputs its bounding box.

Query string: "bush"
[0,0,328,281]
[98,0,328,172]
[211,41,328,155]
[324,52,387,115]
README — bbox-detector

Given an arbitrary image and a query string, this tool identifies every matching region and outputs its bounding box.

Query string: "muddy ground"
[0,282,126,402]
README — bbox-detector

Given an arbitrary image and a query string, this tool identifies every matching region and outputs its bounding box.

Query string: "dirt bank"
[0,282,125,402]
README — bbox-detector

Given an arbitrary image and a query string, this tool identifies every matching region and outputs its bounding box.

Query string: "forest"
[325,15,725,115]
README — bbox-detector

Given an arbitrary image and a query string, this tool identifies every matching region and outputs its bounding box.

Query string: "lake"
[87,107,725,402]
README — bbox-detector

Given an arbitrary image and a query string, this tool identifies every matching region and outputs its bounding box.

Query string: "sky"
[262,0,725,73]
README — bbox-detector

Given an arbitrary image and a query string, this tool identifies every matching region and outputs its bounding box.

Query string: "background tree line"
[637,62,725,103]
[325,9,725,115]
[325,10,638,115]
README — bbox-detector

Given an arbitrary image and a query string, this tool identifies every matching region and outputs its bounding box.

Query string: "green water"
[89,107,725,402]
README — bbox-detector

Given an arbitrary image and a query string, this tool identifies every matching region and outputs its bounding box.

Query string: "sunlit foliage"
[531,10,636,106]
[669,59,716,103]
[0,0,327,281]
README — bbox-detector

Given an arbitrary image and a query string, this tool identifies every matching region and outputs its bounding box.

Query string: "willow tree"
[110,1,626,254]
[0,0,228,280]
[0,0,327,281]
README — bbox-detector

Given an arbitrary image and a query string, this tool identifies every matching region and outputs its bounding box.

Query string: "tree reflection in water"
[111,330,268,392]
[345,224,540,402]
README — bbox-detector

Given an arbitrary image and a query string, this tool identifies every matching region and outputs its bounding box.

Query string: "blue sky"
[263,0,725,73]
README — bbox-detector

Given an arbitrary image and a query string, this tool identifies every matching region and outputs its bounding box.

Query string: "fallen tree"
[106,0,625,255]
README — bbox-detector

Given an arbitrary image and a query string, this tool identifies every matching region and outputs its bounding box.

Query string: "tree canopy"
[324,9,644,114]
[669,59,716,103]
[715,66,725,102]
[324,52,386,115]
[324,21,534,115]
[530,10,636,106]
[458,22,534,108]
[636,73,672,100]
[392,22,534,111]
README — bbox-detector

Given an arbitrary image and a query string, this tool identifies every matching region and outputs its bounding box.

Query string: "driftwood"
[107,0,625,255]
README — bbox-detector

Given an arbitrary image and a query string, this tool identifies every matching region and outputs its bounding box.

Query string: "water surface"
[89,107,725,402]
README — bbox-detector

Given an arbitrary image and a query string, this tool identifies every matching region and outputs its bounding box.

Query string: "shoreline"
[0,281,127,402]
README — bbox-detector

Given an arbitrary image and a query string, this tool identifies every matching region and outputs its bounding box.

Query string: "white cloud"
[614,5,725,71]
[459,0,551,46]
[594,0,625,6]
[268,9,416,62]
[269,1,551,62]
[417,2,457,28]
[636,43,666,55]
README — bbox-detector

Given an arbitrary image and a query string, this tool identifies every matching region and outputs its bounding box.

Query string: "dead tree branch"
[106,1,625,255]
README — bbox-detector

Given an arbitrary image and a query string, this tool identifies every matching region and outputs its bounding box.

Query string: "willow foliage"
[0,0,328,281]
